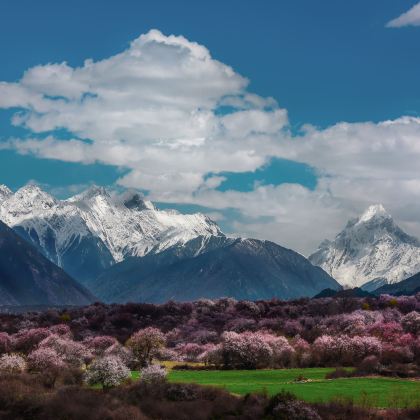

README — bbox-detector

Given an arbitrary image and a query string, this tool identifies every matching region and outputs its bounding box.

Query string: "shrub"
[166,383,200,401]
[85,356,131,389]
[140,364,167,384]
[0,354,26,374]
[271,399,321,419]
[357,355,380,375]
[265,391,321,420]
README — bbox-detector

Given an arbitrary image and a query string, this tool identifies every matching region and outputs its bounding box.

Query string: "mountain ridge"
[0,184,222,284]
[0,183,341,303]
[92,236,340,303]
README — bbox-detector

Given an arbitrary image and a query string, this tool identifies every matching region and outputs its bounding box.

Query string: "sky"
[1,0,420,255]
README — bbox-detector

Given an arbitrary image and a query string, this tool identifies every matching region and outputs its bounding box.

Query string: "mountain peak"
[69,185,111,202]
[18,184,43,194]
[358,204,390,223]
[14,184,57,207]
[309,204,420,289]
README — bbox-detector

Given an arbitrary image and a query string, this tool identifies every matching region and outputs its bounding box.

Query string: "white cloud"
[386,2,420,28]
[3,30,420,256]
[1,29,288,196]
[140,116,420,255]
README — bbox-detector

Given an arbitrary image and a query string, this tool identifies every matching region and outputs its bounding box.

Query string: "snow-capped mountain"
[309,204,420,290]
[0,184,223,284]
[67,186,222,261]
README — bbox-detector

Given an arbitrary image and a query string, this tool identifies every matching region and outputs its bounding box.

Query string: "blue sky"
[1,0,420,253]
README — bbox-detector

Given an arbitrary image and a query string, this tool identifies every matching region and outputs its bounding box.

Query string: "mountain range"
[0,184,339,304]
[0,184,222,284]
[309,204,420,291]
[2,184,420,304]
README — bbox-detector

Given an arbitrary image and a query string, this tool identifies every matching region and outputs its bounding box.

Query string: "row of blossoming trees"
[0,294,419,386]
[0,325,170,388]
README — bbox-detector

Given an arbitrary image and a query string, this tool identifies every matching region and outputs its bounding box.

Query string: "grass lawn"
[132,367,420,408]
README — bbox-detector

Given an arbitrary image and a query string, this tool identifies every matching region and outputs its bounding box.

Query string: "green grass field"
[132,368,420,408]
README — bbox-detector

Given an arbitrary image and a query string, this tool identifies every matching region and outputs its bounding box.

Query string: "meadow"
[132,367,420,408]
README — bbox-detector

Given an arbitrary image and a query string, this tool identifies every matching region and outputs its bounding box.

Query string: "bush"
[265,391,321,420]
[166,383,200,401]
[0,353,26,374]
[140,364,167,384]
[356,355,380,375]
[85,356,131,389]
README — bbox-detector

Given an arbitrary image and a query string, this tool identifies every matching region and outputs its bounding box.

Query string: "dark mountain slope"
[313,287,372,299]
[92,237,340,303]
[373,272,420,296]
[0,220,95,305]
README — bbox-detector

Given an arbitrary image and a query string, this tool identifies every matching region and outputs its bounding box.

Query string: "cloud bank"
[2,30,420,255]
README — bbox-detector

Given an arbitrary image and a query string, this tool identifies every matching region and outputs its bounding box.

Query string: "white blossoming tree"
[84,356,130,390]
[0,353,26,374]
[140,364,167,384]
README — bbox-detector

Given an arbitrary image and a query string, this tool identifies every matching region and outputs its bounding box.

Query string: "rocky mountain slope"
[309,205,420,290]
[91,236,340,303]
[0,220,94,305]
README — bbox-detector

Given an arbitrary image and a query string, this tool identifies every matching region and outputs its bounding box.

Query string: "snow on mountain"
[309,204,420,290]
[0,185,12,201]
[0,185,91,263]
[66,186,223,261]
[0,184,224,283]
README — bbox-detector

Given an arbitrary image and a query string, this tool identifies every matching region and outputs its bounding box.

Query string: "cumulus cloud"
[156,116,420,254]
[2,29,420,255]
[0,29,288,196]
[386,2,420,28]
